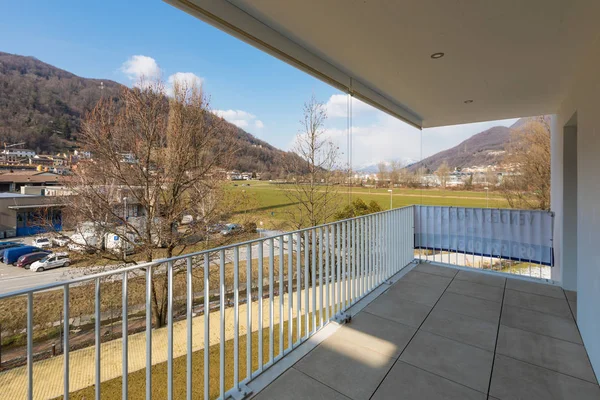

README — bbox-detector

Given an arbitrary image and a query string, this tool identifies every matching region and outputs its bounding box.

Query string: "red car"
[16,251,51,269]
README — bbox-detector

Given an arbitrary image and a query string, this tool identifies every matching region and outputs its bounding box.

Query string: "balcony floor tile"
[254,368,350,400]
[501,304,582,344]
[385,279,446,306]
[414,263,459,278]
[333,311,416,359]
[363,293,432,328]
[496,325,596,383]
[435,291,501,323]
[372,361,486,400]
[454,269,506,288]
[506,278,565,299]
[401,270,453,290]
[490,354,600,400]
[294,338,395,400]
[421,307,498,351]
[399,330,494,393]
[446,279,504,302]
[503,289,572,319]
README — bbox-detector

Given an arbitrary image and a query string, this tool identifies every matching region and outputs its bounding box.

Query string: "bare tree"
[61,78,238,326]
[281,95,340,229]
[389,160,401,186]
[500,117,551,210]
[377,162,388,187]
[435,161,451,188]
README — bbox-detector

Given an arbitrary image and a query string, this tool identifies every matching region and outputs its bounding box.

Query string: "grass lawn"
[227,181,509,228]
[65,313,317,400]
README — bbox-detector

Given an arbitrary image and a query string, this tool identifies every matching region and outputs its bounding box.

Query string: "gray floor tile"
[503,289,572,319]
[447,279,504,302]
[565,290,577,302]
[364,293,432,328]
[505,278,565,299]
[454,270,506,288]
[333,311,416,358]
[414,263,458,278]
[372,361,486,400]
[400,330,494,393]
[421,307,498,351]
[435,292,502,323]
[496,325,597,383]
[295,338,395,400]
[401,270,453,290]
[490,354,600,400]
[386,279,445,306]
[255,368,350,400]
[501,304,582,344]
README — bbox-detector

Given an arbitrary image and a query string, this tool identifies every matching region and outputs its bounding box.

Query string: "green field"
[228,181,508,229]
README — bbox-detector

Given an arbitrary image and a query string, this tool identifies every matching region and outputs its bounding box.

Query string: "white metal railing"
[414,205,554,279]
[0,206,414,400]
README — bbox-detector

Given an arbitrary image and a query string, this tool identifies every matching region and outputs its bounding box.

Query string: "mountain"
[0,51,301,176]
[357,158,417,174]
[407,117,550,173]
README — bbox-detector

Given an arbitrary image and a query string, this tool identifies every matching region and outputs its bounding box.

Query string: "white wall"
[552,35,600,377]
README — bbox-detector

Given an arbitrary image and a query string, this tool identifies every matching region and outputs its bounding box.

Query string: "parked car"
[30,252,71,272]
[52,235,70,247]
[16,251,51,269]
[32,237,52,249]
[221,223,242,236]
[0,243,24,260]
[4,246,42,265]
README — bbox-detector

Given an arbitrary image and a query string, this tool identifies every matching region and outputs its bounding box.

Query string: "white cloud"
[325,94,375,118]
[167,72,204,89]
[120,55,162,82]
[289,111,519,168]
[215,109,264,131]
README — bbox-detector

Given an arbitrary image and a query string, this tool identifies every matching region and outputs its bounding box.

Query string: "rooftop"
[254,263,596,400]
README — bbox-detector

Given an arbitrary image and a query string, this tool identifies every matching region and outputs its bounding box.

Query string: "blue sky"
[0,0,517,167]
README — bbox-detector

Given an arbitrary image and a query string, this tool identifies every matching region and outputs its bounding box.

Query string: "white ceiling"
[166,0,600,128]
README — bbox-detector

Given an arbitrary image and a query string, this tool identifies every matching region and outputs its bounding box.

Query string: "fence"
[414,205,554,279]
[0,206,415,400]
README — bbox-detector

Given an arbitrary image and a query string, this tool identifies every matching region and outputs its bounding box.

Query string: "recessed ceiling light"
[464,99,474,104]
[430,52,445,59]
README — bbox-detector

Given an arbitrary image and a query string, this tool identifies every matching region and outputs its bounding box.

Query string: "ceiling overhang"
[165,0,600,129]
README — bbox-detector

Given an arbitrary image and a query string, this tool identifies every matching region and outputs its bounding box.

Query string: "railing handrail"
[0,205,414,300]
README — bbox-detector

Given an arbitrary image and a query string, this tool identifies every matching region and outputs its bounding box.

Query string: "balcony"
[0,205,593,400]
[254,263,595,400]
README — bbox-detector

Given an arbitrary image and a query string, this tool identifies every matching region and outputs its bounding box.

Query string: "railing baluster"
[296,232,301,343]
[279,236,284,357]
[233,248,239,391]
[318,228,324,328]
[186,257,193,400]
[27,292,33,400]
[304,231,309,336]
[325,226,330,321]
[219,251,225,398]
[63,284,69,399]
[167,261,174,400]
[146,266,152,400]
[246,244,252,381]
[122,271,129,400]
[311,229,317,333]
[204,254,210,400]
[342,222,346,309]
[95,278,101,400]
[287,234,293,351]
[269,237,274,364]
[258,242,263,371]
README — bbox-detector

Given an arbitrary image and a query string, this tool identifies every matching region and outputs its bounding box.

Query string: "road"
[0,232,288,296]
